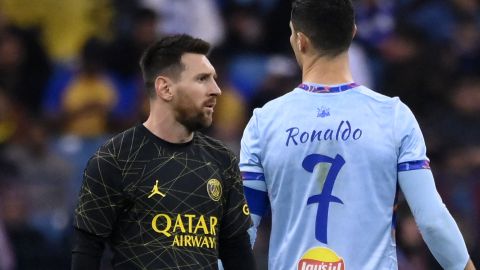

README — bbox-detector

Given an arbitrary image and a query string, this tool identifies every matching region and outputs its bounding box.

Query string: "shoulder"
[257,90,297,112]
[195,132,234,153]
[354,86,416,118]
[195,132,237,161]
[96,126,144,158]
[247,90,299,126]
[354,85,402,104]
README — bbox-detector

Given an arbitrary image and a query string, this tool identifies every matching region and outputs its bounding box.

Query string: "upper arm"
[74,144,127,237]
[394,102,471,269]
[219,151,252,240]
[394,101,428,164]
[399,168,470,270]
[71,228,105,270]
[398,169,444,221]
[240,112,269,220]
[240,111,263,172]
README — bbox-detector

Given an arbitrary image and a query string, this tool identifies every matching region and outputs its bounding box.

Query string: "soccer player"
[71,34,256,270]
[240,1,477,269]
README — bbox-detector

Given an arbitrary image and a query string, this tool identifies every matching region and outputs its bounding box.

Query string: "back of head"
[139,34,211,97]
[291,0,355,57]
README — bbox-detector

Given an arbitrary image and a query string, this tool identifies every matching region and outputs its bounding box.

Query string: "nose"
[211,80,222,96]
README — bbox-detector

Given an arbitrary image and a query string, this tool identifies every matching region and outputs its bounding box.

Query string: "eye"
[198,75,209,82]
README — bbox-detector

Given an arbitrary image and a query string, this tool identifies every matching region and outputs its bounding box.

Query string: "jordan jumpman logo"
[148,180,166,198]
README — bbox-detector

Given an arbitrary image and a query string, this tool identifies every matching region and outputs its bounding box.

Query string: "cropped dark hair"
[139,34,211,97]
[291,0,355,57]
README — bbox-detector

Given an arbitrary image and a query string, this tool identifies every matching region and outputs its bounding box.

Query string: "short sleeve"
[239,110,264,173]
[219,152,252,239]
[74,143,127,237]
[394,101,429,165]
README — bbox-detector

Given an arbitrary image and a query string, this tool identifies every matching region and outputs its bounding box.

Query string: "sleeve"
[398,169,470,270]
[239,111,269,246]
[394,101,470,269]
[218,231,257,270]
[218,151,255,268]
[73,143,128,237]
[394,101,429,165]
[219,152,252,238]
[71,228,105,270]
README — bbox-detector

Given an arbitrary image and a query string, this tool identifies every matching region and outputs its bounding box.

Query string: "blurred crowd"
[0,0,479,269]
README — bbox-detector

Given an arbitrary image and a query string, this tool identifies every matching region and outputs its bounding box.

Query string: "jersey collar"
[297,82,359,93]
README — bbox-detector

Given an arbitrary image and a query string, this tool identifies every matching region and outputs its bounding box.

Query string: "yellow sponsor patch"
[298,247,345,270]
[151,213,218,249]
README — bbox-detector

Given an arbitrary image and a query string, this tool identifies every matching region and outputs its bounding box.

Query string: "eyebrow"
[197,72,217,79]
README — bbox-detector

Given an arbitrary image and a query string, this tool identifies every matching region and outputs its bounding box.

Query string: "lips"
[204,99,216,109]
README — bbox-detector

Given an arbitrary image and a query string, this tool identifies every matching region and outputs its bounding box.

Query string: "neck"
[143,103,193,144]
[301,51,353,85]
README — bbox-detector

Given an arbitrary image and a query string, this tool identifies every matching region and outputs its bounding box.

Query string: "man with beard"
[71,34,255,270]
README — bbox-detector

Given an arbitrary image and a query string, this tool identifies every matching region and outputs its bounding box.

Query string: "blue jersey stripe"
[398,160,430,171]
[241,171,265,181]
[243,186,269,216]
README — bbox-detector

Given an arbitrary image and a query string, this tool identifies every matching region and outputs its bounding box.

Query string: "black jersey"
[74,125,252,269]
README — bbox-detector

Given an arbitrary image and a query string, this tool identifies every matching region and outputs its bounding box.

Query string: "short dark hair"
[291,0,355,57]
[139,34,211,97]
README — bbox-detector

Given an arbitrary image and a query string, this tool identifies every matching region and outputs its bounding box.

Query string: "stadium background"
[0,0,479,269]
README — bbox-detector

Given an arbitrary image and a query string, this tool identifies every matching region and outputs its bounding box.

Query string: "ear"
[154,76,173,101]
[296,32,308,53]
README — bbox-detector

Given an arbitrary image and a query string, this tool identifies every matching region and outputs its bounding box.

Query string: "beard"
[173,87,214,133]
[175,105,213,133]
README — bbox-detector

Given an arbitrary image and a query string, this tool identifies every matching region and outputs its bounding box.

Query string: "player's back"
[241,84,425,269]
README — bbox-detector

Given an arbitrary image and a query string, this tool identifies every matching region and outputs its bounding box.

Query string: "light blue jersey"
[240,83,430,270]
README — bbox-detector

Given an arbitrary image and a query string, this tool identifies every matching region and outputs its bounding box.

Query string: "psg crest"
[207,179,222,201]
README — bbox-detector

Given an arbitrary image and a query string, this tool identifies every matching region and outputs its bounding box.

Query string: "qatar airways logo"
[285,120,362,147]
[151,213,218,249]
